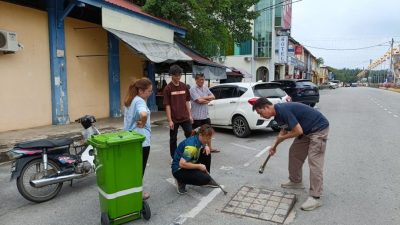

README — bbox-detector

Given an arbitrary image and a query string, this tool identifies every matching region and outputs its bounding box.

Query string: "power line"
[303,41,390,51]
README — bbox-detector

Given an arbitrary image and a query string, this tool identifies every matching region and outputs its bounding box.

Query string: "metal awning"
[105,28,192,63]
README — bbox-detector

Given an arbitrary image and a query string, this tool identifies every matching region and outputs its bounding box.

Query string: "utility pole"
[389,38,394,83]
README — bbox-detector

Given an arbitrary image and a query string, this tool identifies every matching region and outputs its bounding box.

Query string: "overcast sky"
[291,0,400,69]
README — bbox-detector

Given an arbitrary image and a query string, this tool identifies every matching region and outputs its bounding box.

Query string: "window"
[253,85,286,98]
[254,0,273,58]
[218,86,237,99]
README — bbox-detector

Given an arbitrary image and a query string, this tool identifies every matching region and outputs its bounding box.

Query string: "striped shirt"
[190,85,212,120]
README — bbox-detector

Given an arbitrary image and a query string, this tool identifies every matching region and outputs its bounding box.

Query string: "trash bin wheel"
[141,200,151,220]
[101,212,110,225]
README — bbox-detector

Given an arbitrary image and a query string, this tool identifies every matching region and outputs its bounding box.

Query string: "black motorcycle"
[7,115,98,203]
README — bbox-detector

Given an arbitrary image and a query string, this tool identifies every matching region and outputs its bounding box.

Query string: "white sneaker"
[281,181,305,189]
[301,197,322,211]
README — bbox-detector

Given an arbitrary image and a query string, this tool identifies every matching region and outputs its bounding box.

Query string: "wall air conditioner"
[218,56,226,63]
[244,56,252,62]
[0,29,19,52]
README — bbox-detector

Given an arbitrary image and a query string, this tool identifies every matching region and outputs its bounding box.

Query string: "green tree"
[129,0,259,57]
[316,57,324,66]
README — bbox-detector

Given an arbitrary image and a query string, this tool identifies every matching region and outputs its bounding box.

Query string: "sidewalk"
[0,111,167,163]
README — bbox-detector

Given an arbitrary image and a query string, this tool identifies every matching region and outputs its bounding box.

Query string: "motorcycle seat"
[15,138,74,149]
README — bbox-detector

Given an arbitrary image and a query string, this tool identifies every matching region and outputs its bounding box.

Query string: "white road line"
[231,143,258,151]
[166,178,203,200]
[168,179,222,225]
[243,146,270,167]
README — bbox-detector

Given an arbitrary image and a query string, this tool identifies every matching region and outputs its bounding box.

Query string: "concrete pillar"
[47,0,69,124]
[107,32,122,117]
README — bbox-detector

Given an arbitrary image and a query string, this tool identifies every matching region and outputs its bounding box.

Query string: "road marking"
[219,166,233,171]
[166,178,203,200]
[243,146,270,167]
[231,143,258,151]
[167,178,222,225]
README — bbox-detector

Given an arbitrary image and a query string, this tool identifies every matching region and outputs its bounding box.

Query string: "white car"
[328,82,339,89]
[208,82,291,137]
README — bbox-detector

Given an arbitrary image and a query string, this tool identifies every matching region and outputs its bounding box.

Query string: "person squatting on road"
[163,64,193,159]
[123,78,153,200]
[253,98,329,211]
[171,124,219,194]
[189,73,219,153]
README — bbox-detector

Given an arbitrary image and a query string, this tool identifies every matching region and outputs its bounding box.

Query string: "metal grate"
[222,186,296,224]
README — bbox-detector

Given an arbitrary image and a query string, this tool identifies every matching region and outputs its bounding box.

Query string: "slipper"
[143,192,150,200]
[211,148,220,153]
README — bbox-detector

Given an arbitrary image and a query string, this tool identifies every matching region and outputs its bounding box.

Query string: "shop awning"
[105,28,192,63]
[175,39,226,80]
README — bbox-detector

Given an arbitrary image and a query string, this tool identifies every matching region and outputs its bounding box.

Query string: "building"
[0,0,225,132]
[218,0,292,82]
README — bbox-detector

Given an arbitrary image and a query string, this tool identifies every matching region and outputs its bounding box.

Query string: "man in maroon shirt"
[163,65,193,158]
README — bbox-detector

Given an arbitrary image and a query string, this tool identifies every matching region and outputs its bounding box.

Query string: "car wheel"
[232,116,251,138]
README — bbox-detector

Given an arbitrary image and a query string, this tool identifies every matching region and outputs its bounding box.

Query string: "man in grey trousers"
[253,98,329,211]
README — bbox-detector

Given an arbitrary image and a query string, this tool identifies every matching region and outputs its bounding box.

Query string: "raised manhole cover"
[222,186,296,224]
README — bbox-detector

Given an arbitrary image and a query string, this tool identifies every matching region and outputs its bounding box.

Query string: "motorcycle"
[7,115,99,203]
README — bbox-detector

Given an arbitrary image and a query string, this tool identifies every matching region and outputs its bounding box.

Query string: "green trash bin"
[88,130,151,225]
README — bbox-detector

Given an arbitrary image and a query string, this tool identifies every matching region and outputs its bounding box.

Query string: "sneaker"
[175,179,187,195]
[301,197,322,211]
[281,181,305,189]
[142,191,150,200]
[203,179,219,188]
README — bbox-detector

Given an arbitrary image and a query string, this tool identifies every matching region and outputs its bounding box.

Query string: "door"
[210,86,240,125]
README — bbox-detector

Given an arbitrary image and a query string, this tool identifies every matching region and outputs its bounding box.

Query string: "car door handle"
[229,101,237,103]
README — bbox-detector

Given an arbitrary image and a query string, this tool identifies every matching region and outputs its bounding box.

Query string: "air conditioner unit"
[244,56,252,62]
[218,56,226,63]
[0,29,19,52]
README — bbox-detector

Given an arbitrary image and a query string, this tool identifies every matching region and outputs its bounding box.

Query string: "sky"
[291,0,400,69]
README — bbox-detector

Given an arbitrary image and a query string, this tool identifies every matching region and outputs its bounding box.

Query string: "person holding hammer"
[253,98,329,211]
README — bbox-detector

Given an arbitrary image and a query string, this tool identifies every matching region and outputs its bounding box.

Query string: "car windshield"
[253,84,287,98]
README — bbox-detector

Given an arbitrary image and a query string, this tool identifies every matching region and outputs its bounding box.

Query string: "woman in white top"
[123,78,153,200]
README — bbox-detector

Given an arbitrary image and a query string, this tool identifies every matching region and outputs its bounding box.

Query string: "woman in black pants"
[171,124,218,194]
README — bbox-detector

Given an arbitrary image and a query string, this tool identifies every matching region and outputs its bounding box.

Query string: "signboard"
[295,45,303,55]
[276,36,288,64]
[288,44,294,57]
[282,0,292,29]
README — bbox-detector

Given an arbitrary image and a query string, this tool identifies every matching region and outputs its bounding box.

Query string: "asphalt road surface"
[0,87,399,225]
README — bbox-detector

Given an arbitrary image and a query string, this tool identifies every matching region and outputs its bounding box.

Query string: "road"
[0,87,399,225]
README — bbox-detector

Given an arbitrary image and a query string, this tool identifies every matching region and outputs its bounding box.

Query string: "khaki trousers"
[288,128,329,197]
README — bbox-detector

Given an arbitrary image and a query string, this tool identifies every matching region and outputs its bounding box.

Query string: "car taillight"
[248,97,259,105]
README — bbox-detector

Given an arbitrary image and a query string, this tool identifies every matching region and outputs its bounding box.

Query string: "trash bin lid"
[88,130,145,148]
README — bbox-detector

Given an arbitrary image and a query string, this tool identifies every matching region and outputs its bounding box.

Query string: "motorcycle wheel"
[16,158,63,203]
[141,200,151,220]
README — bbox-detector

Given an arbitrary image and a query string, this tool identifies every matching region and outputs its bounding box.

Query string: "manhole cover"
[222,186,296,224]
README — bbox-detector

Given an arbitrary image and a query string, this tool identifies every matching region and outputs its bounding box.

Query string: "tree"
[129,0,260,57]
[316,57,324,66]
